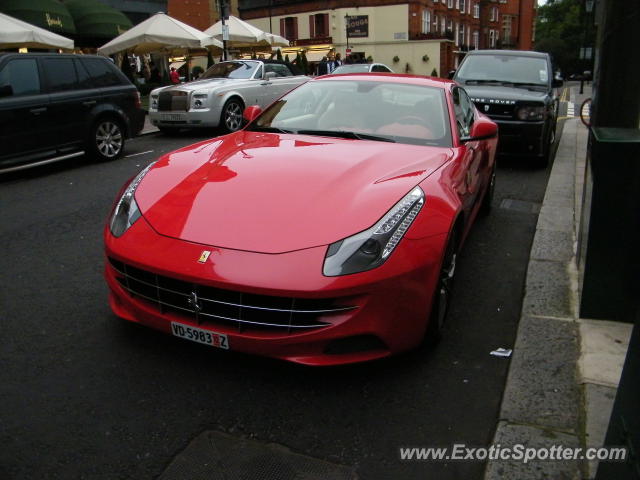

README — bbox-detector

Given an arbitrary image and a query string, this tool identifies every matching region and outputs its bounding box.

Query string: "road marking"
[567,102,575,117]
[125,150,154,158]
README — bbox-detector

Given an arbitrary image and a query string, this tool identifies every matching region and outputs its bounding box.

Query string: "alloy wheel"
[95,121,123,159]
[224,101,243,132]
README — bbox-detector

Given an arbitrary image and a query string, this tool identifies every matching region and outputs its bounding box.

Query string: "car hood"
[461,85,549,103]
[154,78,245,94]
[135,131,451,254]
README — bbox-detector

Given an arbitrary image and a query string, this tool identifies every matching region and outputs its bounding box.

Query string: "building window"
[489,29,496,47]
[458,23,465,46]
[441,16,446,33]
[459,0,465,13]
[490,6,498,22]
[472,30,479,49]
[502,15,512,45]
[280,17,298,41]
[422,9,431,34]
[473,3,479,18]
[448,0,453,8]
[309,13,329,38]
[433,14,438,32]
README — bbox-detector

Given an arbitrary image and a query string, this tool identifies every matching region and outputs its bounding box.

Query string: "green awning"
[63,0,132,39]
[0,0,76,35]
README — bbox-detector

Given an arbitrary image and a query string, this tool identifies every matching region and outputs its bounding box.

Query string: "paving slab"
[522,260,574,318]
[578,319,632,387]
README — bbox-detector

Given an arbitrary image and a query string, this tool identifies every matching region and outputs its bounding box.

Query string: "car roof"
[464,49,549,58]
[313,73,454,89]
[0,52,106,60]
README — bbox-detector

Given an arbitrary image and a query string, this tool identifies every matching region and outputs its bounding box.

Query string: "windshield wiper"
[464,79,513,86]
[297,129,396,143]
[511,82,547,89]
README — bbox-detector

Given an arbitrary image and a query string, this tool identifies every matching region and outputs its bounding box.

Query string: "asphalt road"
[0,111,566,479]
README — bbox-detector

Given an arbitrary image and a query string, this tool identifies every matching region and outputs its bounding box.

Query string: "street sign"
[346,48,351,54]
[222,24,229,41]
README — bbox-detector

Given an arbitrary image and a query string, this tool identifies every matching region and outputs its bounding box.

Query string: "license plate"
[161,113,185,121]
[171,322,229,349]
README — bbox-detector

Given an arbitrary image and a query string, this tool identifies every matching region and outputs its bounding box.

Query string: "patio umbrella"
[0,0,75,35]
[204,15,269,46]
[97,12,222,56]
[0,11,74,50]
[265,33,290,47]
[62,0,132,47]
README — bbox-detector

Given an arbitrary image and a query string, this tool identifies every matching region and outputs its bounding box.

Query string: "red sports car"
[104,74,497,366]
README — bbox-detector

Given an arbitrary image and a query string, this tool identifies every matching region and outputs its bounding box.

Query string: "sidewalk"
[484,85,632,480]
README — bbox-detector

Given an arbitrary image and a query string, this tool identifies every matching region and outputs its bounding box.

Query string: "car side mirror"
[0,84,13,97]
[264,71,276,81]
[461,117,498,142]
[552,78,564,88]
[243,105,262,123]
[448,70,456,80]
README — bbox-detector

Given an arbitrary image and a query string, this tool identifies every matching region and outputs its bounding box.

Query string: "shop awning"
[62,0,132,41]
[0,0,75,35]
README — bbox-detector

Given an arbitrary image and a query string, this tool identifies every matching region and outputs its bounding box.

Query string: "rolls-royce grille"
[158,91,188,112]
[108,258,356,332]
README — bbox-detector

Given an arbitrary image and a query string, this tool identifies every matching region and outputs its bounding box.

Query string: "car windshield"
[333,65,371,74]
[200,61,258,80]
[248,79,452,147]
[456,54,549,87]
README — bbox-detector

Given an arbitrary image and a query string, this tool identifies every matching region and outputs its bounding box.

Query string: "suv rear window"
[0,58,40,96]
[456,54,549,86]
[81,58,125,87]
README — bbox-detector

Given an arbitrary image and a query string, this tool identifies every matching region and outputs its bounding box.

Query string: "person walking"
[316,56,329,76]
[169,67,180,84]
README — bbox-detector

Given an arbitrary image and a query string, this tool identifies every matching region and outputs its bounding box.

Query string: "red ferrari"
[104,74,497,366]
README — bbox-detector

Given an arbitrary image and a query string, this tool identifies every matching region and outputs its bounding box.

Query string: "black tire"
[158,126,180,135]
[425,229,459,345]
[537,121,556,168]
[479,163,496,216]
[90,117,125,161]
[220,98,244,133]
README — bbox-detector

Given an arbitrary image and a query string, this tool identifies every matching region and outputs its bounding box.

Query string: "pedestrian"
[149,62,161,83]
[316,56,329,76]
[335,53,342,67]
[169,67,180,84]
[327,54,338,73]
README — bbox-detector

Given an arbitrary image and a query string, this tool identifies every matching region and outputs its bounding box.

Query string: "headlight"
[516,105,545,121]
[323,187,425,276]
[109,162,155,237]
[191,92,208,109]
[150,94,158,110]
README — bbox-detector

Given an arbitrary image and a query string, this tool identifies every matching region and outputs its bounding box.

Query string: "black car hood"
[462,85,549,103]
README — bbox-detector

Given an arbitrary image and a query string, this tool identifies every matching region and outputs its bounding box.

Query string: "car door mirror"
[461,117,498,142]
[0,84,13,97]
[264,71,276,82]
[243,105,262,123]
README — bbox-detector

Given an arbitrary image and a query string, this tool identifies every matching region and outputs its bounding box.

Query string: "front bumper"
[148,105,223,129]
[104,216,447,366]
[493,119,548,157]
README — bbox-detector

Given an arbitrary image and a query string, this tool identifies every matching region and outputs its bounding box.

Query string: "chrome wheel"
[95,120,123,159]
[222,100,243,132]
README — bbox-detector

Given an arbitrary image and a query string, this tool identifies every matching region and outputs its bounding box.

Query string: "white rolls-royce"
[149,60,309,133]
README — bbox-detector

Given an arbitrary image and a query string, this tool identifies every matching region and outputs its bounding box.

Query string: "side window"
[452,87,474,137]
[266,64,292,77]
[74,59,93,89]
[0,59,40,96]
[43,58,78,93]
[254,65,263,79]
[82,58,123,87]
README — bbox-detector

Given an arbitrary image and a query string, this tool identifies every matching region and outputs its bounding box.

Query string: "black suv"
[452,50,562,166]
[0,53,145,173]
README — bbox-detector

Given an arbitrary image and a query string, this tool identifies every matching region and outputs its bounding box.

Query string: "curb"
[484,118,584,480]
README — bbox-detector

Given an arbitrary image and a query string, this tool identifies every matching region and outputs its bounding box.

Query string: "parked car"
[0,53,145,174]
[105,74,497,366]
[330,63,393,74]
[452,49,562,166]
[148,60,309,134]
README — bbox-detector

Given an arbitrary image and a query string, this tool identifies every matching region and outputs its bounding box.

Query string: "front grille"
[158,91,188,112]
[108,258,356,332]
[475,102,516,119]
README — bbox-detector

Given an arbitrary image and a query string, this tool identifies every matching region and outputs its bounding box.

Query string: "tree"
[535,0,594,76]
[300,51,309,75]
[276,49,282,61]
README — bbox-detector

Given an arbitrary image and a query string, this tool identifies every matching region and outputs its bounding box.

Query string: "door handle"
[30,107,47,115]
[83,100,97,107]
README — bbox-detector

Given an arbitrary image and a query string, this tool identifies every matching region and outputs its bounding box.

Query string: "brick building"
[238,0,536,76]
[167,0,239,31]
